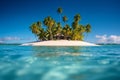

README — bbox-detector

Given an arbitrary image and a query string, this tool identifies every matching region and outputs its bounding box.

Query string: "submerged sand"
[21,40,99,46]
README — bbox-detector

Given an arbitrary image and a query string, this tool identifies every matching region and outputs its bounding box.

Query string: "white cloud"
[96,35,120,44]
[0,37,20,41]
[0,40,3,43]
[96,35,107,43]
[0,36,33,43]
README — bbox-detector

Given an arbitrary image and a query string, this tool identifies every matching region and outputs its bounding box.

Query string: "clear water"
[0,44,120,80]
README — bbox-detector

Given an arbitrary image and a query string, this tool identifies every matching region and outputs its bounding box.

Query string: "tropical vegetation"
[30,7,91,41]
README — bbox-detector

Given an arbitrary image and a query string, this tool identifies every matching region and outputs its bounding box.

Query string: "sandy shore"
[21,40,99,46]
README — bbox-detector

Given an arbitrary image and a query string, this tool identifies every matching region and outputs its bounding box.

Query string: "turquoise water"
[0,44,120,80]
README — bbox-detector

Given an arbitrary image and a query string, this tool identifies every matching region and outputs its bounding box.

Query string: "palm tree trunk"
[59,14,61,23]
[49,28,53,40]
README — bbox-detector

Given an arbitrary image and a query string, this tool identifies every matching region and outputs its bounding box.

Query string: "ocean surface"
[0,44,120,80]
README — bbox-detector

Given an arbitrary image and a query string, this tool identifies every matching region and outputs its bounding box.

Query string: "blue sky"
[0,0,120,43]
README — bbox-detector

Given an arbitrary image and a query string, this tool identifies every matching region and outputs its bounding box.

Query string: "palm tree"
[56,22,62,39]
[86,24,91,33]
[30,22,41,40]
[62,24,72,40]
[29,8,91,41]
[57,7,63,23]
[63,16,68,23]
[52,22,62,39]
[74,14,81,22]
[38,28,46,41]
[85,24,91,39]
[37,21,42,28]
[78,25,85,33]
[30,23,40,35]
[30,21,48,41]
[71,14,84,40]
[57,7,62,14]
[72,21,79,29]
[43,16,55,40]
[44,29,50,40]
[72,14,81,29]
[51,23,57,39]
[62,16,68,27]
[77,27,84,40]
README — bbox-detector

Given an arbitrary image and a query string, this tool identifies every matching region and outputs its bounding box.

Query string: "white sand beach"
[21,40,99,46]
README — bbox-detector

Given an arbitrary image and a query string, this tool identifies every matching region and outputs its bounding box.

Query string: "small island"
[22,7,98,46]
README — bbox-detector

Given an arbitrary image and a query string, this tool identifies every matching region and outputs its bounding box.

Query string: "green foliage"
[30,22,41,36]
[43,16,56,40]
[74,14,81,22]
[57,7,63,14]
[30,8,91,41]
[62,24,72,39]
[85,24,91,33]
[63,16,68,23]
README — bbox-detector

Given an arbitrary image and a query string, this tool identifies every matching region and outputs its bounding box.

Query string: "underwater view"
[0,44,120,80]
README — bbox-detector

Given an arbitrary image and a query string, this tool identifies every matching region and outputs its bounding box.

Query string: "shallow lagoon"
[0,44,120,80]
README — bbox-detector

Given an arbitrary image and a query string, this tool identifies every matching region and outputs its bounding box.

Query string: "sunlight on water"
[0,45,120,80]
